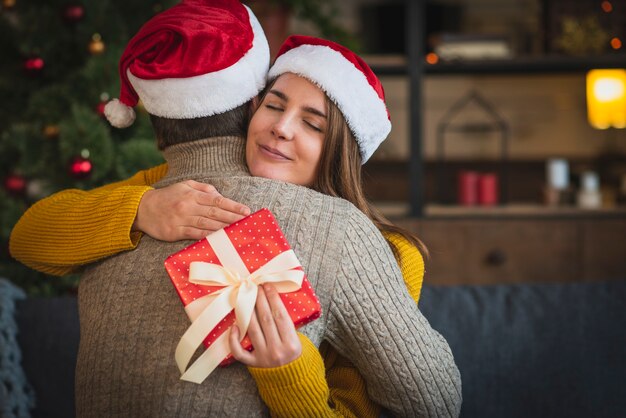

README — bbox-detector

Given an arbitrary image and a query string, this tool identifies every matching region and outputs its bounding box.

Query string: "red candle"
[458,171,479,206]
[478,173,499,206]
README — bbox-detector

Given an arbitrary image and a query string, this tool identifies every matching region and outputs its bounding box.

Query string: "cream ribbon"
[175,228,304,384]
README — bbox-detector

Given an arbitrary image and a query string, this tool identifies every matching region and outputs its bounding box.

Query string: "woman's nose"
[272,114,295,141]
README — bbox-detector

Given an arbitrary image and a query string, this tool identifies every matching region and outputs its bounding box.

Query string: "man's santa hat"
[105,0,269,128]
[268,35,391,163]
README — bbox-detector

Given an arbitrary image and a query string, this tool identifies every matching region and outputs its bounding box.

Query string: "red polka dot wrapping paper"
[164,208,322,366]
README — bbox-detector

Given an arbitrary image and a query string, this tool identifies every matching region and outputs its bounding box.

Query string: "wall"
[377,74,626,162]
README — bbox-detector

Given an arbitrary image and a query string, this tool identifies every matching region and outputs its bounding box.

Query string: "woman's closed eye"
[304,120,323,133]
[265,103,284,112]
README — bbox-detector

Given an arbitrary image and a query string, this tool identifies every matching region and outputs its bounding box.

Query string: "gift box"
[164,208,321,383]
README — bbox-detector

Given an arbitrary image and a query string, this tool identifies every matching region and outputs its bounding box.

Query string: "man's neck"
[162,136,249,180]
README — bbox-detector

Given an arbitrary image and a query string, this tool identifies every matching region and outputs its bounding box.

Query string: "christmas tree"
[0,0,352,296]
[0,0,177,295]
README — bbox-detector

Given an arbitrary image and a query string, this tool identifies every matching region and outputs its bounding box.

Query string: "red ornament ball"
[96,101,107,116]
[68,156,93,179]
[3,173,27,196]
[23,57,45,75]
[62,4,85,24]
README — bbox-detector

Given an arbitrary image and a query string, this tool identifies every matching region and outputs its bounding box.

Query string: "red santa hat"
[105,0,269,128]
[268,35,391,163]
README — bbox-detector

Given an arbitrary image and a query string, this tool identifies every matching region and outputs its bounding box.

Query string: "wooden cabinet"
[581,219,626,280]
[396,214,626,285]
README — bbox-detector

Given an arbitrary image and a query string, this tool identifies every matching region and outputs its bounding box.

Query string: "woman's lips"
[259,144,291,160]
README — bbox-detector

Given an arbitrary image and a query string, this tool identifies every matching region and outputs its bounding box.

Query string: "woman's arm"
[384,231,425,303]
[9,165,168,275]
[231,285,358,418]
[229,249,425,418]
[9,164,250,275]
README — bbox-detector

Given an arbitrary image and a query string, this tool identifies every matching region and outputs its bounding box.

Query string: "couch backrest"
[419,280,626,418]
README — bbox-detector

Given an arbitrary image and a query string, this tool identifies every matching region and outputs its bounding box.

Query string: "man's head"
[104,0,269,147]
[149,104,250,150]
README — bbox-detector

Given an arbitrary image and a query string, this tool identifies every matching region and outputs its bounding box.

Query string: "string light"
[611,37,622,50]
[425,52,439,65]
[601,1,613,13]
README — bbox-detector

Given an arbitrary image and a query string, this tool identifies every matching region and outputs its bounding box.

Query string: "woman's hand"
[133,180,251,241]
[229,284,302,368]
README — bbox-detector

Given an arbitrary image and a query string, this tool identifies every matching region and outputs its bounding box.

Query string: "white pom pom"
[104,98,136,128]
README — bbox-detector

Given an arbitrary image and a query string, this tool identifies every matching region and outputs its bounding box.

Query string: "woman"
[11,36,428,417]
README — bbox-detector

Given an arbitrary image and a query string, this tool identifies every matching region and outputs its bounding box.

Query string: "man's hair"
[150,102,251,150]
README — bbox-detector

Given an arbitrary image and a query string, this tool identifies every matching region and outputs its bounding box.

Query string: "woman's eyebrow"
[268,89,326,118]
[268,89,287,101]
[303,107,326,119]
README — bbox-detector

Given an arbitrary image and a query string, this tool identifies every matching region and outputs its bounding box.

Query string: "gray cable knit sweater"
[75,137,461,417]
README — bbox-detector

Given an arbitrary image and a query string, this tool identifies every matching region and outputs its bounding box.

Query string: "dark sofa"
[8,280,626,418]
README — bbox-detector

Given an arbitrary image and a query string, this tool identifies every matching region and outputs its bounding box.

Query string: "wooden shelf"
[424,204,626,219]
[373,202,626,220]
[367,54,626,77]
[425,54,626,75]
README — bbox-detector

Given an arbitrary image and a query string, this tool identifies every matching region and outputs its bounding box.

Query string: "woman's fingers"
[229,325,255,364]
[228,285,302,368]
[135,180,250,241]
[254,286,281,347]
[188,180,251,218]
[192,215,229,232]
[263,284,298,342]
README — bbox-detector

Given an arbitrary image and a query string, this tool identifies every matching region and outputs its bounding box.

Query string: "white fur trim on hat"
[127,6,269,120]
[268,45,391,163]
[104,99,136,128]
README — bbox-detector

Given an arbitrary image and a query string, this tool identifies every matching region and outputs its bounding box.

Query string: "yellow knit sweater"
[9,164,424,418]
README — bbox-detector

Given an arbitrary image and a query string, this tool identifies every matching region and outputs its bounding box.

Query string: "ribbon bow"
[175,229,304,384]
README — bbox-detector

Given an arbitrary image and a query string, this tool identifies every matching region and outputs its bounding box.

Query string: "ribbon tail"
[234,281,258,339]
[180,331,232,384]
[175,288,234,375]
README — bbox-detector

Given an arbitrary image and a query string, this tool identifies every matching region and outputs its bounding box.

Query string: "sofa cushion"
[419,280,626,418]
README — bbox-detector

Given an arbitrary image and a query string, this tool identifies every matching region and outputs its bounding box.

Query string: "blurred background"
[1,0,625,294]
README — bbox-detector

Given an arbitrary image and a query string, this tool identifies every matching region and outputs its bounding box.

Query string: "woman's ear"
[250,95,260,111]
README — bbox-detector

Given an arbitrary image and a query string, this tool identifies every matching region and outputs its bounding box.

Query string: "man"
[11,1,461,416]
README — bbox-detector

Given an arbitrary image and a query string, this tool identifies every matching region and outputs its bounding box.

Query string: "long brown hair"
[258,76,428,259]
[311,94,429,260]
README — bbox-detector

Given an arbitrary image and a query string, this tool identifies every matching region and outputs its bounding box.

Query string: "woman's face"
[246,73,327,187]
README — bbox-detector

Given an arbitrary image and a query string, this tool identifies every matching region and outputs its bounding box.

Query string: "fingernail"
[242,208,251,216]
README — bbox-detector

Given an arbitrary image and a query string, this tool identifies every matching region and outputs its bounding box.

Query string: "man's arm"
[325,210,462,417]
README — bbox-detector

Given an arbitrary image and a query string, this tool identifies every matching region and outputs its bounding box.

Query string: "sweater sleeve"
[9,164,168,276]
[248,333,347,418]
[325,210,462,417]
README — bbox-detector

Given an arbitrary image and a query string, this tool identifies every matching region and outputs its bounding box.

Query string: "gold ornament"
[43,124,60,139]
[2,0,16,10]
[88,34,105,55]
